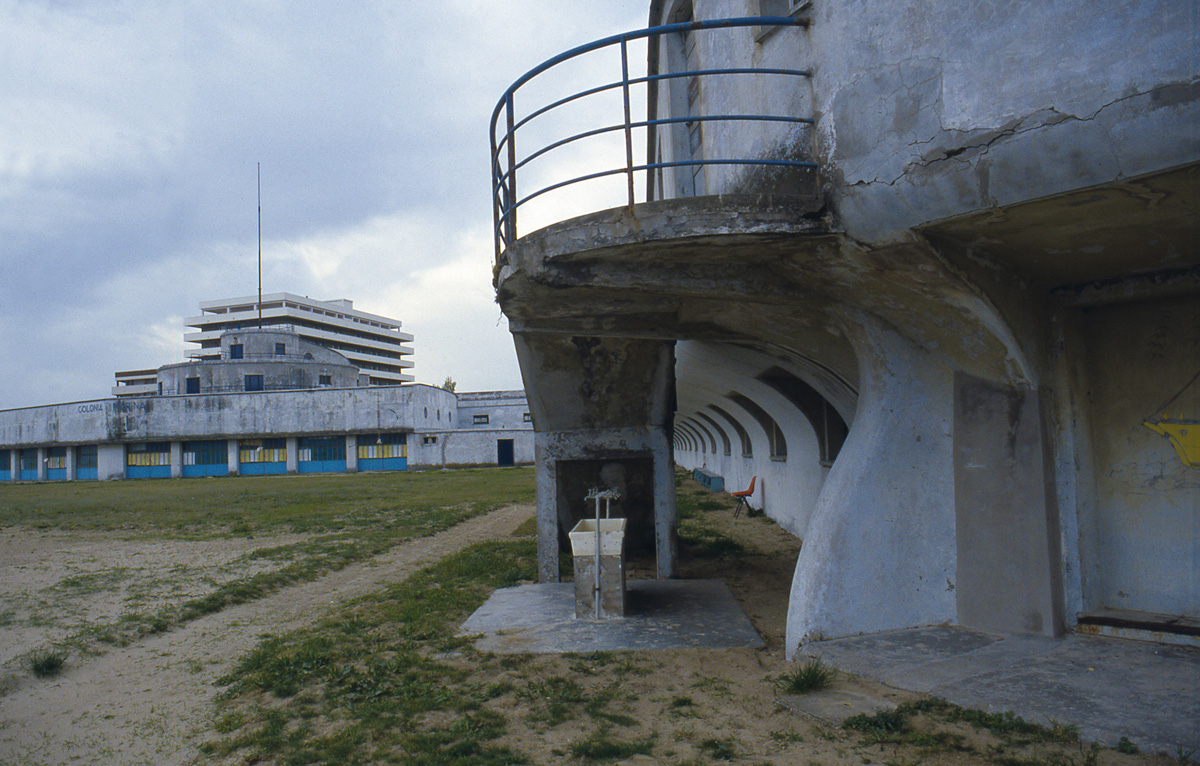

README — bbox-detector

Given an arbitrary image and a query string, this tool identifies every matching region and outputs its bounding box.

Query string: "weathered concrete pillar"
[65,447,76,481]
[227,440,239,475]
[787,313,957,655]
[7,450,16,481]
[286,437,299,473]
[97,444,124,480]
[36,447,46,481]
[345,435,358,472]
[953,373,1065,636]
[515,331,677,582]
[169,442,183,479]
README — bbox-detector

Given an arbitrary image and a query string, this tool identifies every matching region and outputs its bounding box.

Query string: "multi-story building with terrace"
[183,293,413,386]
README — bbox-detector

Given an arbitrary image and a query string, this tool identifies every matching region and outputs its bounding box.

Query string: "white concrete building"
[183,293,414,385]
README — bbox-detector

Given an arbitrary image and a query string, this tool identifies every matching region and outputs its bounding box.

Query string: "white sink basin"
[568,518,626,556]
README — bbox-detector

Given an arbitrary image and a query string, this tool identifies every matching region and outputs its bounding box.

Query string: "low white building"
[0,386,532,481]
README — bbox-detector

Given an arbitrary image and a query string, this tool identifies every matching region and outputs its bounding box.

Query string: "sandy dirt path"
[0,503,534,766]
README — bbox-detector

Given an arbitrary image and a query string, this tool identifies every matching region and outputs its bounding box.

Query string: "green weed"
[28,648,66,677]
[775,656,838,694]
[698,736,738,759]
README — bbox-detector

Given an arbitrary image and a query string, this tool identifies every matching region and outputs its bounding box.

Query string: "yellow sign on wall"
[1144,420,1199,468]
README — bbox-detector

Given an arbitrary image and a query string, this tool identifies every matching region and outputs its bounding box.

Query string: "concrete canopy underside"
[497,163,1199,655]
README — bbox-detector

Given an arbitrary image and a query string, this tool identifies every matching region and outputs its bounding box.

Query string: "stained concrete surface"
[776,689,898,727]
[800,625,1200,754]
[459,579,763,654]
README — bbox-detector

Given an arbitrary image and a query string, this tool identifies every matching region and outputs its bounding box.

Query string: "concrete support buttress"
[787,313,956,656]
[227,440,239,475]
[65,447,76,480]
[36,447,46,481]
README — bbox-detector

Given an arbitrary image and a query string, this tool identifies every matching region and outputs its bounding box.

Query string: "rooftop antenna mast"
[257,162,263,329]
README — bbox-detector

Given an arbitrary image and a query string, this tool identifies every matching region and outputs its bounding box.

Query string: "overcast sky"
[0,1,650,409]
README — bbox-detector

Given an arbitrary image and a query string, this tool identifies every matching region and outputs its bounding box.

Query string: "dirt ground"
[0,498,1162,766]
[0,505,535,766]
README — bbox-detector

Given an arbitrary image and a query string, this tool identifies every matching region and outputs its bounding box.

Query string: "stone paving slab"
[801,625,1200,754]
[459,579,763,654]
[775,689,897,727]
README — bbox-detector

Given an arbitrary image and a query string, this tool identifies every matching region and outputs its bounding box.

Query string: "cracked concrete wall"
[805,0,1198,242]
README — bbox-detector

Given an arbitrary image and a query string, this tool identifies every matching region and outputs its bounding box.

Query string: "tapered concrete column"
[787,313,957,655]
[227,440,239,475]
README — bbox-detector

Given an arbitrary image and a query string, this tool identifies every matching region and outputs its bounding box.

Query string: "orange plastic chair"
[732,476,757,518]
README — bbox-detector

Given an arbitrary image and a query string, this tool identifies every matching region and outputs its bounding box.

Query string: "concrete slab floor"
[800,625,1200,755]
[459,579,763,654]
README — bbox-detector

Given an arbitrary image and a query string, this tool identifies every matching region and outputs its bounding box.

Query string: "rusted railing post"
[505,92,518,247]
[620,36,636,209]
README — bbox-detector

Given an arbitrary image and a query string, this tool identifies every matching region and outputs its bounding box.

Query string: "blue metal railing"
[490,17,815,259]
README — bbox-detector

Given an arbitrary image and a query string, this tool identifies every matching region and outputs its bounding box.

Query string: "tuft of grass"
[774,656,838,694]
[698,736,737,760]
[28,648,67,677]
[1116,736,1139,754]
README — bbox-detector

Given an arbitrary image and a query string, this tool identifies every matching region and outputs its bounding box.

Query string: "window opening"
[696,411,732,456]
[757,367,849,465]
[710,404,753,458]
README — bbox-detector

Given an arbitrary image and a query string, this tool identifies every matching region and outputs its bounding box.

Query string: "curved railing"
[491,17,815,260]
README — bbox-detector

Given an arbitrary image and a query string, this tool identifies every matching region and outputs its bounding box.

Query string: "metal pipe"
[593,488,602,619]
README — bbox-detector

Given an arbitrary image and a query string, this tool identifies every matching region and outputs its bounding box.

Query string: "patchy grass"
[0,466,535,535]
[842,697,1103,764]
[2,468,535,674]
[675,484,747,559]
[202,539,541,763]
